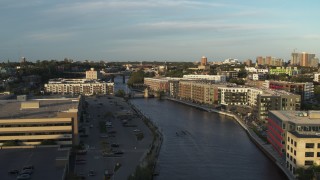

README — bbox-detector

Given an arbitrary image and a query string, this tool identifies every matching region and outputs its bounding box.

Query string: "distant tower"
[201,56,207,66]
[20,57,26,63]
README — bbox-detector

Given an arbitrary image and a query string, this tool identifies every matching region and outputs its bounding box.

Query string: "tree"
[115,89,126,97]
[127,70,145,87]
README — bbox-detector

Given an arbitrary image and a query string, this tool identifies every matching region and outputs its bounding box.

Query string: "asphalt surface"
[75,95,153,180]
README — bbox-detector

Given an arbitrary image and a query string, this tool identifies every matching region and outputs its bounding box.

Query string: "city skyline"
[1,0,320,62]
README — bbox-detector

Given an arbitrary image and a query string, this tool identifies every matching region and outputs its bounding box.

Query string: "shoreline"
[127,100,163,178]
[166,97,294,180]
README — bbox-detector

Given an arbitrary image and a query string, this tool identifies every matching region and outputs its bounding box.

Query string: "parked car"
[16,174,31,180]
[23,165,34,170]
[8,169,19,175]
[19,169,33,175]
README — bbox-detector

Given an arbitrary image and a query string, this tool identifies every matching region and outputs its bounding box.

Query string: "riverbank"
[127,100,163,178]
[166,97,294,180]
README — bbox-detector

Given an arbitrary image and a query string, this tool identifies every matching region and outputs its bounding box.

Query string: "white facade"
[247,88,264,106]
[183,75,226,83]
[222,58,239,64]
[304,82,314,100]
[45,78,114,95]
[218,87,248,105]
[314,73,320,82]
[245,67,269,73]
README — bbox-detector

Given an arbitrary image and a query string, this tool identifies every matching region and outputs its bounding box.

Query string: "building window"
[294,141,297,147]
[288,137,290,142]
[294,159,296,164]
[305,161,314,166]
[287,145,290,150]
[291,148,293,153]
[294,150,296,156]
[318,143,320,148]
[291,139,293,145]
[287,153,289,158]
[306,143,314,148]
[317,152,320,157]
[305,152,314,157]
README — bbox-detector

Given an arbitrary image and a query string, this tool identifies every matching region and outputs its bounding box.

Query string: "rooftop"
[0,146,69,180]
[0,97,79,119]
[270,110,320,124]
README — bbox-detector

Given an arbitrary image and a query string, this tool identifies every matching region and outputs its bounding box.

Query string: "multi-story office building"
[144,78,170,92]
[86,68,102,79]
[0,96,84,146]
[45,79,114,96]
[268,110,320,176]
[182,75,226,83]
[264,80,313,101]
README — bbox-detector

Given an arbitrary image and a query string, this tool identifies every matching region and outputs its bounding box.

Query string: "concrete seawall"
[166,98,294,180]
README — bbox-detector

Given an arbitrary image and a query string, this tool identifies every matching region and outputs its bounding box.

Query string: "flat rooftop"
[0,146,69,180]
[270,110,320,124]
[0,98,79,119]
[289,131,320,138]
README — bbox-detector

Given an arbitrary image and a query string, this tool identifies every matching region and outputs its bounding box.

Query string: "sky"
[0,0,320,62]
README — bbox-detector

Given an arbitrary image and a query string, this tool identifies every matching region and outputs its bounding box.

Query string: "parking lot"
[75,95,153,180]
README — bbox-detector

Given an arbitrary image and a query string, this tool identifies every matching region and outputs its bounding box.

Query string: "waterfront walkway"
[167,98,295,180]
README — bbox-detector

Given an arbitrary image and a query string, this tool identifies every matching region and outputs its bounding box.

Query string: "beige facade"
[86,68,102,79]
[45,78,114,95]
[144,78,169,92]
[0,96,84,146]
[286,132,320,175]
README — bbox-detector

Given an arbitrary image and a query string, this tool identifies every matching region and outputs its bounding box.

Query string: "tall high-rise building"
[291,52,316,67]
[291,52,299,65]
[201,56,207,66]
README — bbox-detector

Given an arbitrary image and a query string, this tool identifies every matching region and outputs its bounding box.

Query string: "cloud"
[27,31,75,41]
[137,21,287,31]
[45,0,226,14]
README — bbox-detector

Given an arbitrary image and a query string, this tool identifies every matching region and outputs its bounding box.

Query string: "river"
[130,98,287,180]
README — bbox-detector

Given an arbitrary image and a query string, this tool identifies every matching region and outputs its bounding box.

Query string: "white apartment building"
[45,78,114,96]
[183,75,226,83]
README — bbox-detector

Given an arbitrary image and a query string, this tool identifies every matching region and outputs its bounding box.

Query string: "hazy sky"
[1,0,320,62]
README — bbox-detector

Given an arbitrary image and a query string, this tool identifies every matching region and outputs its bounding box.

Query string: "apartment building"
[44,78,114,96]
[257,90,301,122]
[268,111,320,176]
[217,71,238,80]
[314,73,320,82]
[86,68,102,79]
[178,81,222,105]
[218,87,248,106]
[144,78,170,92]
[0,96,84,146]
[182,75,226,83]
[264,80,313,101]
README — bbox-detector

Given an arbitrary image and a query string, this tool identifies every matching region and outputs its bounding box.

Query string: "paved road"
[75,95,153,180]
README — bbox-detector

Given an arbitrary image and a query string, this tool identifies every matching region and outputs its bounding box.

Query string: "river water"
[130,98,287,180]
